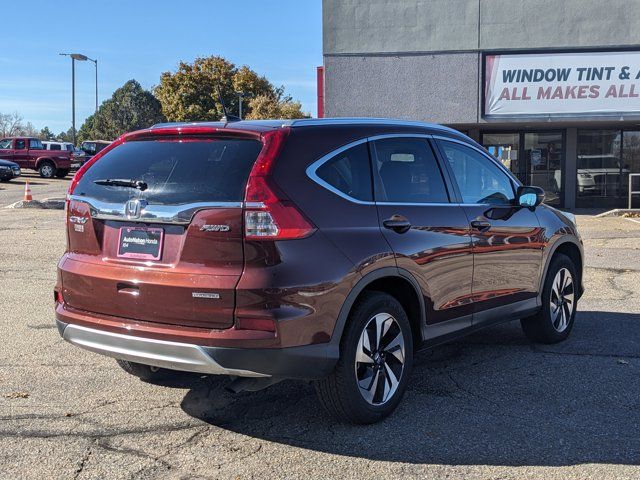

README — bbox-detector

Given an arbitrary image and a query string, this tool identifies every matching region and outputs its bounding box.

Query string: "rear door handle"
[470,220,491,232]
[383,215,412,234]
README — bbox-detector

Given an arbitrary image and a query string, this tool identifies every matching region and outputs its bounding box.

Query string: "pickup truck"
[0,137,73,178]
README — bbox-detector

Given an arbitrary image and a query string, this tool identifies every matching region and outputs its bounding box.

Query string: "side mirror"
[516,186,545,208]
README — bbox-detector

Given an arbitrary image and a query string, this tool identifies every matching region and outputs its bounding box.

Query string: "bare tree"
[18,122,39,137]
[0,112,25,137]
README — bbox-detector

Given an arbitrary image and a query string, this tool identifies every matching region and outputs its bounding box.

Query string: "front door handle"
[470,220,491,232]
[383,215,412,234]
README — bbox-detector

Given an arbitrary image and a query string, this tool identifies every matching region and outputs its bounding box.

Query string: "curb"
[595,209,640,218]
[4,197,66,210]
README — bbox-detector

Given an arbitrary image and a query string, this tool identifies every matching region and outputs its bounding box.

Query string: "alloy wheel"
[550,267,574,332]
[41,165,53,177]
[355,312,406,405]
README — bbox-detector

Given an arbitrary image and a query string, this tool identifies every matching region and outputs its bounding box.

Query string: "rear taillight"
[243,128,315,240]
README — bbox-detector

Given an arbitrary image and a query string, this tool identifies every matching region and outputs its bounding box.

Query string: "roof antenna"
[217,87,241,123]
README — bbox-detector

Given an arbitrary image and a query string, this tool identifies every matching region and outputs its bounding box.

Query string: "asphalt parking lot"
[1,177,639,479]
[0,171,71,206]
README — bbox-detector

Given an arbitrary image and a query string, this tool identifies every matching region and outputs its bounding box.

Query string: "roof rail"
[285,117,460,133]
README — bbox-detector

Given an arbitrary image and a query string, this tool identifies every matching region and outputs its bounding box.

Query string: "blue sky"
[0,0,322,134]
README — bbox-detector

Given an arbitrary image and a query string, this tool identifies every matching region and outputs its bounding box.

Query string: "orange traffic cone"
[24,180,33,202]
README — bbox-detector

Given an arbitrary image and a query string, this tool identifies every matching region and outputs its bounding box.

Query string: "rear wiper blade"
[93,178,148,191]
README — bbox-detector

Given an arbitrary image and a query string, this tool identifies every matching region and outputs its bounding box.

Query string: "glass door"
[576,130,622,208]
[524,132,563,207]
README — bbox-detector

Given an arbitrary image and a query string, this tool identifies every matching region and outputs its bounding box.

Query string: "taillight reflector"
[235,316,277,332]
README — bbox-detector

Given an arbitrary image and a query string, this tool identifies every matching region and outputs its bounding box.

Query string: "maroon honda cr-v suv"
[55,118,584,423]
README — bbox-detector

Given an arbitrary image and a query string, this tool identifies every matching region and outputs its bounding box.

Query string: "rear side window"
[50,144,62,150]
[29,139,43,149]
[15,140,26,149]
[74,138,263,205]
[316,143,373,201]
[373,137,449,203]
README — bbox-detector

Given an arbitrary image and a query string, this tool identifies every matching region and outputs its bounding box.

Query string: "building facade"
[322,0,640,209]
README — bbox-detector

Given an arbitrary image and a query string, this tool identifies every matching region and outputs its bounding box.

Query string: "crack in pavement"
[73,439,95,479]
[0,420,204,440]
[532,347,640,359]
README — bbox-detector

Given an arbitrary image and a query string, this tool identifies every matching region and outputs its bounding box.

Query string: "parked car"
[0,137,72,178]
[42,141,86,169]
[55,119,584,424]
[0,158,21,182]
[80,140,110,161]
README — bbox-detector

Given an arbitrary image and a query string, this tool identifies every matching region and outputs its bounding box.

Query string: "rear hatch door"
[62,134,262,329]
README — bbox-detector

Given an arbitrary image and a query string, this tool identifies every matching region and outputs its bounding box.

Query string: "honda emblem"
[124,199,147,219]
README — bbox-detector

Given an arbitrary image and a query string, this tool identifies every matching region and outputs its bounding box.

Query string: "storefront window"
[482,131,563,207]
[483,133,520,175]
[622,131,640,207]
[576,130,623,207]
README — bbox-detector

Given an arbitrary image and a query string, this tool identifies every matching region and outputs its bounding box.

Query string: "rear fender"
[328,267,426,355]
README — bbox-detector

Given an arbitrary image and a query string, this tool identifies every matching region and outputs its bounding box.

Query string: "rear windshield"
[74,138,262,204]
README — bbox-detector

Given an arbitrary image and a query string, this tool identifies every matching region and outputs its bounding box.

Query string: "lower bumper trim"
[60,321,268,378]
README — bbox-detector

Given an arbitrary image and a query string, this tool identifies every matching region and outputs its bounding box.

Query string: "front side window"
[0,139,12,149]
[438,140,515,205]
[50,144,62,150]
[372,137,449,203]
[315,143,373,201]
[29,139,43,149]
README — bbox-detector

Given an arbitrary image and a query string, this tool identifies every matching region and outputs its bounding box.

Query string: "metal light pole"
[86,57,98,112]
[59,53,98,143]
[236,91,244,119]
[235,92,252,119]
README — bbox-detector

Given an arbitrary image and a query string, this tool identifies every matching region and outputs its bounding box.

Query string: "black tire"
[55,168,70,178]
[116,359,172,382]
[315,291,413,424]
[0,178,10,182]
[38,161,56,178]
[521,253,578,344]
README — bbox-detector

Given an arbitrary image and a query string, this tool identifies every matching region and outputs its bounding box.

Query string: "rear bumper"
[56,319,337,380]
